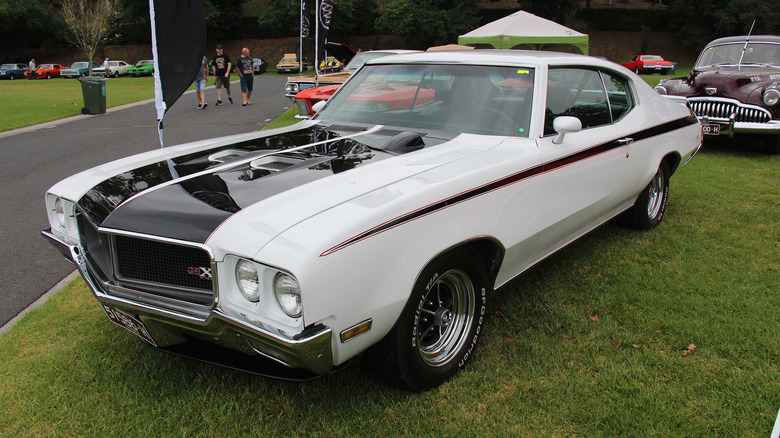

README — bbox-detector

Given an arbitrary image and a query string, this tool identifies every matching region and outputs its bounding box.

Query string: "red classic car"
[623,55,675,75]
[294,84,341,117]
[25,63,66,79]
[655,35,780,154]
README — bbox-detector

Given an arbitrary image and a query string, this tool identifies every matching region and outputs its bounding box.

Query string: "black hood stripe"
[115,125,385,213]
[320,115,698,256]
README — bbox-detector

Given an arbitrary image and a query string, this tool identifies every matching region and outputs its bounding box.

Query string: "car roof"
[707,35,780,46]
[365,49,620,70]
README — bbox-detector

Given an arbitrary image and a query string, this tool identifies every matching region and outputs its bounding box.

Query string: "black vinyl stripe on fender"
[320,114,698,257]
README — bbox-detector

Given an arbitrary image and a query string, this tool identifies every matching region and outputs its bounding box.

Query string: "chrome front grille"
[688,98,771,123]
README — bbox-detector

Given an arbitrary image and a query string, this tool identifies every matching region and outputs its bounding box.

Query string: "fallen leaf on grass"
[682,344,697,356]
[613,340,621,349]
[503,337,518,342]
[632,344,640,349]
[495,310,505,318]
[588,314,599,321]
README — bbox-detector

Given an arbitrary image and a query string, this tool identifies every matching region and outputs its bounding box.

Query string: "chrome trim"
[98,227,216,260]
[688,97,772,123]
[98,227,219,307]
[41,229,334,375]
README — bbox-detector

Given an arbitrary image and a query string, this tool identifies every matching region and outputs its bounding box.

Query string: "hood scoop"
[250,155,303,172]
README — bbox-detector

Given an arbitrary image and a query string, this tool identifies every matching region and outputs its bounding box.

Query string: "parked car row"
[0,60,155,79]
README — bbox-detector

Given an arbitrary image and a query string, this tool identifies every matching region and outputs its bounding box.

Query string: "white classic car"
[43,51,701,391]
[92,60,131,78]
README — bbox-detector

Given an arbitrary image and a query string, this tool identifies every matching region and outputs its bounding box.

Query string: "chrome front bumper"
[41,229,334,378]
[699,115,780,137]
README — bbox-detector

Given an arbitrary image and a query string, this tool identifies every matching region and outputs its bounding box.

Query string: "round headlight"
[274,273,301,318]
[236,259,261,302]
[763,88,780,107]
[54,197,66,228]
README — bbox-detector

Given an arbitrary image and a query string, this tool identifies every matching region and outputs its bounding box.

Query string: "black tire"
[635,67,641,75]
[9,75,13,80]
[763,135,780,155]
[45,73,51,79]
[113,71,119,78]
[618,161,670,230]
[369,248,489,391]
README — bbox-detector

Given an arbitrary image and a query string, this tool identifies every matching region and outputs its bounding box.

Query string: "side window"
[600,71,633,122]
[545,68,611,135]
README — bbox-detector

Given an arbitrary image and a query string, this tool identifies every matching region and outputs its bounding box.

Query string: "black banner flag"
[149,0,207,146]
[316,0,334,73]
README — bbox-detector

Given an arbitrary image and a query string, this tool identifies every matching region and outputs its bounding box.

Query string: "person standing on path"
[212,44,233,105]
[235,47,255,106]
[28,58,36,79]
[194,55,209,109]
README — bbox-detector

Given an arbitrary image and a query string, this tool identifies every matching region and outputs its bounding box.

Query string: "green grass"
[0,76,156,132]
[1,142,777,436]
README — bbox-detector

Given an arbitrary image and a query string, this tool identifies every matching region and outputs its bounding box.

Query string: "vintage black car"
[654,35,780,154]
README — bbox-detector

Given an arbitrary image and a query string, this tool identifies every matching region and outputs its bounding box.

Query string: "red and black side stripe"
[320,115,698,256]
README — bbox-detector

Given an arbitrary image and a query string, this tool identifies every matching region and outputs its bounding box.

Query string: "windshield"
[343,51,400,71]
[1,64,16,69]
[280,57,297,63]
[315,63,535,137]
[696,42,780,67]
[642,55,663,61]
[138,60,153,66]
[71,62,88,68]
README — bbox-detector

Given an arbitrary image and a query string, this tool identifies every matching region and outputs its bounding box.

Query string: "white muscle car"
[42,51,702,391]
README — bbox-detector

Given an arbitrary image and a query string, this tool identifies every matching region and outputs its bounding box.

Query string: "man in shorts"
[212,44,233,105]
[235,47,254,106]
[194,55,208,109]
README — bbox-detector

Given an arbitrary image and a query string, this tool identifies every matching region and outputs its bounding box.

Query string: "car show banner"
[315,0,334,76]
[149,0,207,146]
[300,0,310,73]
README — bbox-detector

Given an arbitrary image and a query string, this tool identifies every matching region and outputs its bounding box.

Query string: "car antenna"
[737,20,756,68]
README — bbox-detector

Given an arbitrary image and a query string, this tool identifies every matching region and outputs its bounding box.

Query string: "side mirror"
[312,100,327,114]
[552,116,582,144]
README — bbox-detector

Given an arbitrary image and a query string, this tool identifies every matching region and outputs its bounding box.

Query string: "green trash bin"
[78,76,107,114]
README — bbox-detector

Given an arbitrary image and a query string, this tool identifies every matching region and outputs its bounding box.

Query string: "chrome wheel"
[646,168,665,220]
[416,268,475,367]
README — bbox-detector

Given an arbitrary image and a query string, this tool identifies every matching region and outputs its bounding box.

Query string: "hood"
[77,124,497,245]
[665,65,780,102]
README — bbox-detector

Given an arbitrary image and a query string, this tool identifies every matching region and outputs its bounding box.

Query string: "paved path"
[0,75,292,327]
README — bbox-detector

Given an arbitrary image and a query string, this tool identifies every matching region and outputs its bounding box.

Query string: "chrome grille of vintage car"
[77,214,215,306]
[688,97,772,123]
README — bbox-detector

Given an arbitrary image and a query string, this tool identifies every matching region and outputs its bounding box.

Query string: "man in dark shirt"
[235,47,254,106]
[212,44,233,105]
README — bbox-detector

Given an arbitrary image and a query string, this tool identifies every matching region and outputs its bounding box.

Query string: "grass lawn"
[0,134,777,435]
[0,76,156,132]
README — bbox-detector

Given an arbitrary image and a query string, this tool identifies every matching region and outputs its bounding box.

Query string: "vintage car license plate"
[702,124,720,135]
[102,305,157,347]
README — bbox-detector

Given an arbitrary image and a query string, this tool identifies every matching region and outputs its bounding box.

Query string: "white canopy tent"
[458,10,589,55]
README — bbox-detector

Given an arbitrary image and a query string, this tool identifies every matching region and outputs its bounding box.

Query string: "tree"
[375,0,479,49]
[0,0,65,61]
[61,0,122,75]
[668,0,780,51]
[516,0,579,22]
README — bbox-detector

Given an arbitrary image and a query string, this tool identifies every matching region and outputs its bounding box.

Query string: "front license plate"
[703,124,720,135]
[102,305,157,347]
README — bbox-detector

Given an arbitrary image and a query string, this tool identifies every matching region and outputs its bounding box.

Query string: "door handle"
[616,137,634,145]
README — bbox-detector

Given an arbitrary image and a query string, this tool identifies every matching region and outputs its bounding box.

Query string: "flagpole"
[149,0,165,147]
[314,0,319,85]
[299,0,303,74]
